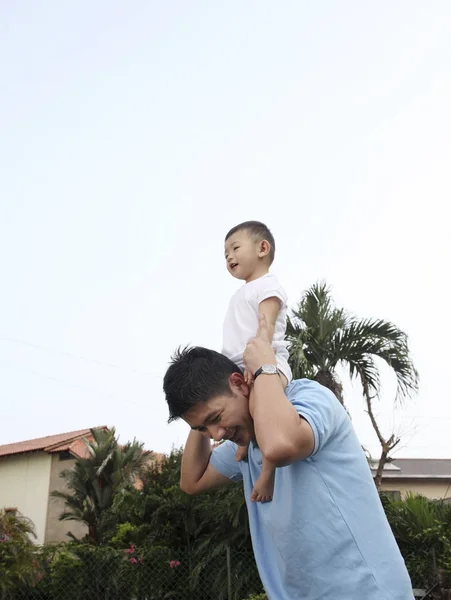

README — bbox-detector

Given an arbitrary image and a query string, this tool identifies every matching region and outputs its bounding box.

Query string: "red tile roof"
[0,427,107,459]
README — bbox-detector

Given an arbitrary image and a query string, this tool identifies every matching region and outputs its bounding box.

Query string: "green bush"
[383,493,451,588]
[0,539,41,599]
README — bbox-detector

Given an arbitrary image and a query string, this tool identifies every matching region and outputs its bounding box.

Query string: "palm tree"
[51,427,149,544]
[0,509,37,598]
[0,508,36,543]
[287,282,419,487]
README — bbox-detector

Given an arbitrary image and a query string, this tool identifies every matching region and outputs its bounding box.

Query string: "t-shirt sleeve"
[209,441,244,482]
[288,379,343,456]
[254,274,287,306]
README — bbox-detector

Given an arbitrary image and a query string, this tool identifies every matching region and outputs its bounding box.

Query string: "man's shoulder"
[287,378,345,423]
[287,378,334,398]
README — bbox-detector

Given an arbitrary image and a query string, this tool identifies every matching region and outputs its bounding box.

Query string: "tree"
[0,508,36,544]
[286,282,419,487]
[0,509,38,597]
[51,427,149,544]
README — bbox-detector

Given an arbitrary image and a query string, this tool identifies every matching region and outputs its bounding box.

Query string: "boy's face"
[224,229,262,281]
[183,374,255,446]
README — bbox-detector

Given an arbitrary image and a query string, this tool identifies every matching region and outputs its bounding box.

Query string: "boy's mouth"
[230,263,238,270]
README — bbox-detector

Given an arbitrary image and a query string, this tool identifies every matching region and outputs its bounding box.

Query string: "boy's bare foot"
[250,468,275,503]
[235,445,248,462]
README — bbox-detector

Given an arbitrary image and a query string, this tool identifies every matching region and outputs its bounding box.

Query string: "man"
[163,314,413,599]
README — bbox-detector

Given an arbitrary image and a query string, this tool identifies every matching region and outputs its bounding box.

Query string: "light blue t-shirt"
[210,379,413,600]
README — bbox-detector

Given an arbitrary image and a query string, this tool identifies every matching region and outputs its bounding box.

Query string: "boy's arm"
[258,297,281,343]
[180,430,234,495]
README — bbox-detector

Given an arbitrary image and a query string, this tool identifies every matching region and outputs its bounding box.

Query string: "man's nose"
[209,425,227,442]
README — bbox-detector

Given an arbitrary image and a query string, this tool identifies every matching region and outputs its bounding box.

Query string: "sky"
[1,1,450,460]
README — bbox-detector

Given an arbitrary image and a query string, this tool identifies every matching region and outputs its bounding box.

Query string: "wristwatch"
[253,364,280,381]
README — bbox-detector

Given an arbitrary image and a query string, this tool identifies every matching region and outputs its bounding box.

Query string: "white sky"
[1,1,450,460]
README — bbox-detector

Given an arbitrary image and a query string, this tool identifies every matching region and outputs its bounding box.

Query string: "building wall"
[0,452,52,544]
[380,479,451,500]
[45,453,87,543]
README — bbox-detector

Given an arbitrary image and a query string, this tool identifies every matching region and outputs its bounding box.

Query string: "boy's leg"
[248,372,288,502]
[250,458,275,503]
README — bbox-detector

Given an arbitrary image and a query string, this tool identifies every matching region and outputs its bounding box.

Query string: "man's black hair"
[225,220,276,263]
[163,346,242,422]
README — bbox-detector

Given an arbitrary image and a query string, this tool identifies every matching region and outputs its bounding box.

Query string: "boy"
[222,220,291,502]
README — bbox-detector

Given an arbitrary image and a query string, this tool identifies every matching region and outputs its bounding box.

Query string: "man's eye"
[212,415,220,424]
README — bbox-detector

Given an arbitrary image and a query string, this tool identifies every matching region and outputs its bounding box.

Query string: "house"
[0,427,107,544]
[372,458,451,500]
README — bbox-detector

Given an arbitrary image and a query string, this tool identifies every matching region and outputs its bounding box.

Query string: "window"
[58,451,72,461]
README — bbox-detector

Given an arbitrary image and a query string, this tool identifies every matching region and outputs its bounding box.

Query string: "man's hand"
[243,313,277,376]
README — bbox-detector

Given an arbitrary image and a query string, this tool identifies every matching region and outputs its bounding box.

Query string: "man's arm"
[180,430,234,495]
[244,314,315,466]
[252,375,314,466]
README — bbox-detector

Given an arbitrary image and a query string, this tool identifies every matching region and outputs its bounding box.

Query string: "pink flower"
[169,560,181,569]
[124,544,136,554]
[129,557,138,564]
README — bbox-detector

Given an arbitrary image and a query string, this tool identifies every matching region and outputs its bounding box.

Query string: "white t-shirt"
[222,273,292,382]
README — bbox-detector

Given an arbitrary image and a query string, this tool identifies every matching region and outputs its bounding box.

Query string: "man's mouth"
[226,427,237,442]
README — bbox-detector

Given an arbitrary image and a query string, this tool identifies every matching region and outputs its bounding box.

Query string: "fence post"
[432,546,437,580]
[226,546,233,600]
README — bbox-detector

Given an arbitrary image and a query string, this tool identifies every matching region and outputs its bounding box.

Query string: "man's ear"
[258,240,270,258]
[229,372,249,396]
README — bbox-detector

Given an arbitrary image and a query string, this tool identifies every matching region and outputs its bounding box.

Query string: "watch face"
[262,364,278,374]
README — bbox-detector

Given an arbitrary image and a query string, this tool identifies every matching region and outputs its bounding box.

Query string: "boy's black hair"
[163,346,242,422]
[225,221,276,264]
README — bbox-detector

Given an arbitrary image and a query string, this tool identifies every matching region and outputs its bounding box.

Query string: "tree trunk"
[359,369,400,490]
[374,447,389,490]
[314,370,344,405]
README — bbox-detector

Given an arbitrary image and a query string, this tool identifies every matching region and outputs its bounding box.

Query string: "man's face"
[183,374,254,446]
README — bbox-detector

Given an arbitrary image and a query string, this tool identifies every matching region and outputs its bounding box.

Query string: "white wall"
[380,479,451,500]
[0,451,52,544]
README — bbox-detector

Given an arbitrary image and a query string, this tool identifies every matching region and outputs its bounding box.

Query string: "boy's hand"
[243,368,253,385]
[243,313,277,376]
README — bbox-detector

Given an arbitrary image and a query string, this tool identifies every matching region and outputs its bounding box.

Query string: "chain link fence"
[3,540,451,599]
[1,544,265,600]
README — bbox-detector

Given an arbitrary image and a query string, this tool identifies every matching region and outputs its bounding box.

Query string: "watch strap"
[254,365,280,381]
